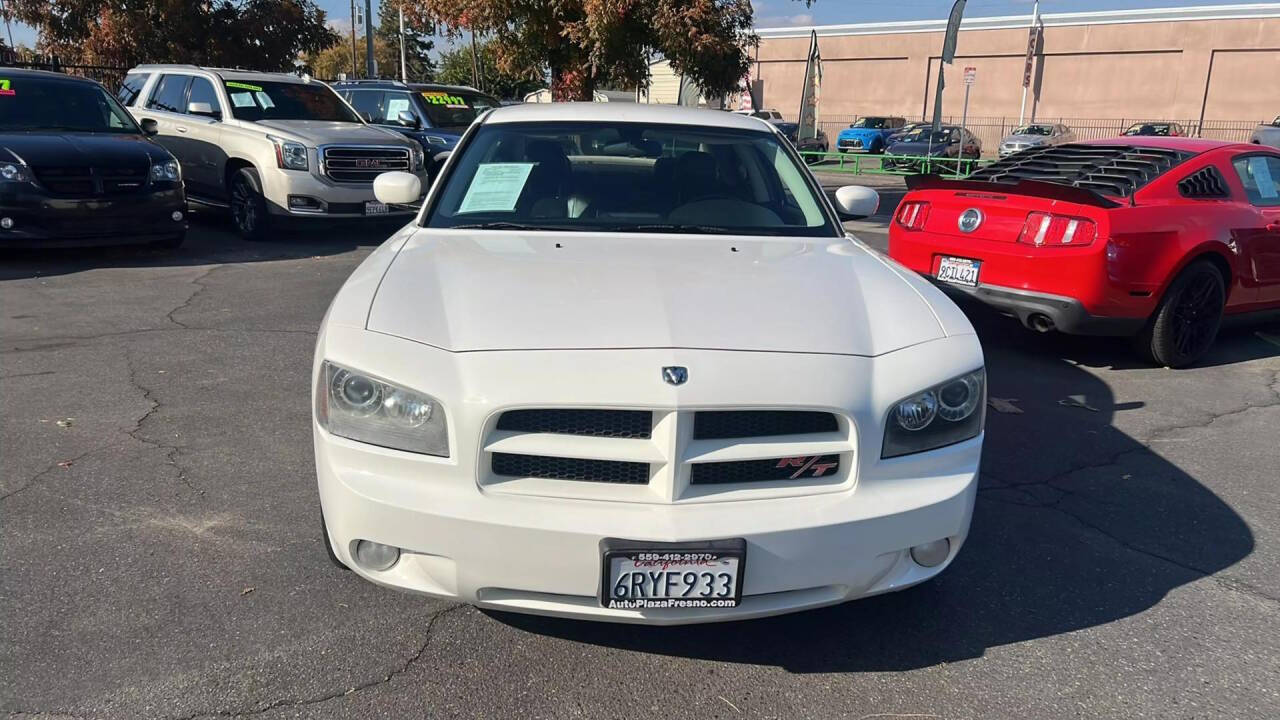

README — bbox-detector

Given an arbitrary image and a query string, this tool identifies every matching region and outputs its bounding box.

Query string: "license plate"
[364,200,389,215]
[600,538,745,610]
[936,256,981,287]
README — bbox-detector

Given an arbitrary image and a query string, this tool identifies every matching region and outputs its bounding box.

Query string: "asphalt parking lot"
[3,192,1279,719]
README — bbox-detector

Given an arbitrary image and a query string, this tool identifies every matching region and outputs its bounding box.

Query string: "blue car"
[334,80,501,173]
[836,116,907,154]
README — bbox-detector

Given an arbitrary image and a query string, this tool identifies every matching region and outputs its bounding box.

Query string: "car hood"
[252,120,410,147]
[888,141,952,156]
[839,128,885,138]
[1002,134,1049,144]
[0,131,171,167]
[365,230,946,356]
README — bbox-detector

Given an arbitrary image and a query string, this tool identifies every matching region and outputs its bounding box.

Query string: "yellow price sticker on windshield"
[422,91,467,107]
[226,81,263,92]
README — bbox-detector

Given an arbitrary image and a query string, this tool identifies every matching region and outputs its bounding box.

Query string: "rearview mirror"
[397,110,421,129]
[140,118,159,136]
[834,186,879,220]
[187,102,220,119]
[373,171,423,207]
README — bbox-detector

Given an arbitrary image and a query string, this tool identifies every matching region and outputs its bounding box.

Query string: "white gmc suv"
[313,104,985,624]
[119,65,427,239]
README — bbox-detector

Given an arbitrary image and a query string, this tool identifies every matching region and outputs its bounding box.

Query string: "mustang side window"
[1232,155,1280,207]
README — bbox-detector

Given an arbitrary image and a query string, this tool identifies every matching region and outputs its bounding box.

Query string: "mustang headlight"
[883,368,985,459]
[150,160,180,182]
[316,361,448,456]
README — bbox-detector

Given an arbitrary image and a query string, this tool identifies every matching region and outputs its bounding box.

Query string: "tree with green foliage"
[435,38,542,100]
[403,0,756,101]
[375,0,435,81]
[7,0,337,70]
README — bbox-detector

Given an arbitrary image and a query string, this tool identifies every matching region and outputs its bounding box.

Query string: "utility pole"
[1018,0,1040,126]
[364,0,375,78]
[349,0,358,78]
[470,31,480,91]
[398,3,407,83]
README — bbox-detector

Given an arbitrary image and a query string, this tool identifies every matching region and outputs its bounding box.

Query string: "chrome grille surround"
[320,145,412,184]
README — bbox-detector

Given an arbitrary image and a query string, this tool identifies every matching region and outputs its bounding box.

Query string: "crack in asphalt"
[165,266,220,330]
[2,326,318,354]
[0,444,113,503]
[123,350,202,496]
[175,604,466,719]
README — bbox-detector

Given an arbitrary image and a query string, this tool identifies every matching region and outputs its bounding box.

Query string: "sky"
[2,1,1273,52]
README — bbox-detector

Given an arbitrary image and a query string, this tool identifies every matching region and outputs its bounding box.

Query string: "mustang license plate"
[600,538,746,609]
[936,256,981,287]
[364,200,389,215]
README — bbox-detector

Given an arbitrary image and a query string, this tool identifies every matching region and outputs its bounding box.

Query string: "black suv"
[333,80,500,159]
[0,69,187,248]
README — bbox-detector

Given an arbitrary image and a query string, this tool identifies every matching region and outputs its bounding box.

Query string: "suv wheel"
[1136,260,1226,368]
[230,167,270,241]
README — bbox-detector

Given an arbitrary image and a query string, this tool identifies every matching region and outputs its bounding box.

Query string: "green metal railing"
[798,151,992,177]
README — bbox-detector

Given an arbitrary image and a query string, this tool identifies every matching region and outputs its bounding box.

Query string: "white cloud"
[756,13,815,28]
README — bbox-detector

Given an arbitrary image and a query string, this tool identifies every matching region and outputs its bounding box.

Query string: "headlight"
[316,361,448,456]
[150,160,180,182]
[0,162,31,183]
[411,143,425,170]
[883,368,985,459]
[269,135,309,170]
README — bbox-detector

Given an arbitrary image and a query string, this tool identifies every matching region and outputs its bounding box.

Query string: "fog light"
[0,217,13,229]
[910,538,951,568]
[288,195,322,210]
[353,539,400,571]
[171,210,184,222]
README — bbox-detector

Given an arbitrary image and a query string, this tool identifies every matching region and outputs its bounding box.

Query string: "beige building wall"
[754,5,1280,125]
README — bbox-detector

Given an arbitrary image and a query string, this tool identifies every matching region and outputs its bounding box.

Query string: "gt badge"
[958,208,984,233]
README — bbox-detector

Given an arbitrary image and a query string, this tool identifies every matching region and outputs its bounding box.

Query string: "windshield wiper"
[449,221,581,231]
[621,224,737,235]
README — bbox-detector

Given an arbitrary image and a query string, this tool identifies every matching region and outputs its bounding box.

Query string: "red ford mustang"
[888,138,1280,366]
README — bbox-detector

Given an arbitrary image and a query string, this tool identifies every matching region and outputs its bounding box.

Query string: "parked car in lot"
[1122,121,1186,137]
[887,121,931,145]
[998,123,1076,157]
[773,121,828,162]
[889,139,1280,367]
[1251,115,1280,149]
[836,116,907,154]
[0,69,187,248]
[119,65,427,240]
[314,104,985,624]
[883,125,982,172]
[333,79,500,163]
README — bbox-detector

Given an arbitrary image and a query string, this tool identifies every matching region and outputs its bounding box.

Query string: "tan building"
[753,3,1280,141]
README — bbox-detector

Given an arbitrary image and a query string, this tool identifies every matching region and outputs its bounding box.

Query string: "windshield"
[897,128,956,144]
[852,117,892,129]
[426,121,837,237]
[223,80,359,122]
[0,76,140,133]
[1125,123,1173,136]
[418,90,499,129]
[1013,125,1053,136]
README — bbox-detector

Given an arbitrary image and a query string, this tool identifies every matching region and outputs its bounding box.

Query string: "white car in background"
[313,104,985,624]
[998,122,1076,157]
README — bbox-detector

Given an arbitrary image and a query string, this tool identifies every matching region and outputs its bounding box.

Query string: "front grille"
[496,409,652,439]
[33,165,149,196]
[969,143,1190,198]
[322,146,411,183]
[491,453,650,484]
[690,455,840,485]
[693,411,838,440]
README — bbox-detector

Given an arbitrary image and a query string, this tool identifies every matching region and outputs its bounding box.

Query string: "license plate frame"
[936,255,982,287]
[599,538,746,610]
[364,200,389,215]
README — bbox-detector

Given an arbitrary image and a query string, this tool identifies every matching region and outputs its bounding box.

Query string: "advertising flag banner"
[797,30,822,140]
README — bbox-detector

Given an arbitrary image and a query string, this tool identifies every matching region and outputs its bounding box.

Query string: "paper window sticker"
[230,92,255,108]
[457,163,536,214]
[1248,157,1277,199]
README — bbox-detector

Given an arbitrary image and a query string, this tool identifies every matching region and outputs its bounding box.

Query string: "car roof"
[1081,136,1235,153]
[0,68,98,85]
[130,64,309,84]
[481,102,779,131]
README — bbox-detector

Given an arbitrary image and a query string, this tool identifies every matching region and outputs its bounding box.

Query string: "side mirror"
[397,110,421,129]
[140,118,159,136]
[834,186,879,220]
[187,102,220,119]
[373,171,423,207]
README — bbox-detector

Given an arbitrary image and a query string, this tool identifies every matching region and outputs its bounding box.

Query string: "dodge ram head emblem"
[661,366,688,386]
[958,208,984,233]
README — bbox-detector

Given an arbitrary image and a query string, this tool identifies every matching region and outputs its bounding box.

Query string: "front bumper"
[0,186,187,248]
[314,328,983,624]
[260,168,426,219]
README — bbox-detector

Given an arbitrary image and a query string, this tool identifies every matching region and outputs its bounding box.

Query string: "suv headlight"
[883,368,985,459]
[150,160,180,182]
[411,143,425,170]
[316,361,448,457]
[269,135,309,171]
[0,162,31,183]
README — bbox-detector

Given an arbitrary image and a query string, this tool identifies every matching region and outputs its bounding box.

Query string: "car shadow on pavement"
[490,310,1260,673]
[0,211,406,282]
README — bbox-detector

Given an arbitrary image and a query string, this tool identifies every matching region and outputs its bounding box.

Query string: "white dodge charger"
[313,103,984,624]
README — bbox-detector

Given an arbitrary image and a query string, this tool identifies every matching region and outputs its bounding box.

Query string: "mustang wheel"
[1138,260,1226,368]
[230,167,270,241]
